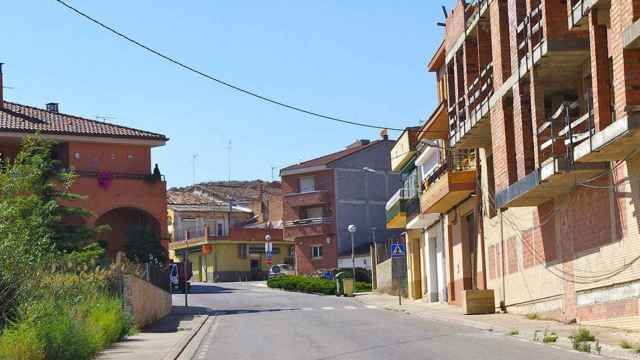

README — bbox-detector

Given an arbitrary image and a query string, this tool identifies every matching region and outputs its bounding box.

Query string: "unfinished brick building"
[414,0,640,326]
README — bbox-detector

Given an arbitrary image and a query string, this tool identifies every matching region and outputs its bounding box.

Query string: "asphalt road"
[175,282,599,360]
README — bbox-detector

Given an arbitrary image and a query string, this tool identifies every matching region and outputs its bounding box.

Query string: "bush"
[354,282,372,293]
[268,275,336,295]
[0,272,131,360]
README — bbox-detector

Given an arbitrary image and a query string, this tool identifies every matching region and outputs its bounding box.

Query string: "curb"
[161,314,210,360]
[354,296,636,359]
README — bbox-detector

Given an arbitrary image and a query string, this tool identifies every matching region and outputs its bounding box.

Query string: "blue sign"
[391,243,406,257]
[323,271,333,280]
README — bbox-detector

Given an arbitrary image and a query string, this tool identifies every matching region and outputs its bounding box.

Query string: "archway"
[95,207,161,259]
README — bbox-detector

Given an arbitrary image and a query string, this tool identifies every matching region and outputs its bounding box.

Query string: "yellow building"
[167,189,292,282]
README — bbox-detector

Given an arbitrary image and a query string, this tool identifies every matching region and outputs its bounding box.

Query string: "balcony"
[172,225,286,249]
[386,188,409,229]
[496,101,608,208]
[391,127,420,172]
[420,149,477,214]
[569,0,607,30]
[449,63,494,149]
[573,112,640,162]
[284,190,330,207]
[624,18,640,49]
[284,217,333,239]
[516,2,589,90]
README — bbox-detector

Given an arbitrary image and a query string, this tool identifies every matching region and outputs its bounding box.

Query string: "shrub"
[543,333,558,343]
[570,328,596,353]
[506,329,519,336]
[268,275,336,295]
[526,313,539,320]
[354,282,372,293]
[0,322,45,360]
[619,340,632,349]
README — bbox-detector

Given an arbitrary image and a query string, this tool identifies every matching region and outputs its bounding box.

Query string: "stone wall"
[123,274,172,328]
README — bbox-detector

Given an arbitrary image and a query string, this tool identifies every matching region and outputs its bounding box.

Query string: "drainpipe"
[440,214,447,302]
[499,208,507,312]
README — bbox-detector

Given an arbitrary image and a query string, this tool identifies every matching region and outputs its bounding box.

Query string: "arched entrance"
[95,207,161,259]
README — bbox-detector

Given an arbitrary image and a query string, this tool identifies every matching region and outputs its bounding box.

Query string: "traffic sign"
[391,243,406,257]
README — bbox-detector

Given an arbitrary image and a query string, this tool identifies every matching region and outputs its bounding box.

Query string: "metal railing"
[76,170,166,182]
[424,148,476,189]
[284,217,333,227]
[537,94,594,168]
[516,2,544,72]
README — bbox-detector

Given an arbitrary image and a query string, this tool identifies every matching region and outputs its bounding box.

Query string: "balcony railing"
[517,2,544,74]
[76,170,166,182]
[467,63,493,116]
[385,188,409,210]
[423,148,476,190]
[284,190,330,207]
[284,217,333,227]
[537,95,594,168]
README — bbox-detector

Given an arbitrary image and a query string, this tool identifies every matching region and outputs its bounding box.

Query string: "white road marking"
[344,306,357,310]
[302,307,313,311]
[365,305,378,309]
[321,306,335,310]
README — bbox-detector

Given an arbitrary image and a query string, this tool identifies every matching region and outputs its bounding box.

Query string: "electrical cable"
[55,0,406,132]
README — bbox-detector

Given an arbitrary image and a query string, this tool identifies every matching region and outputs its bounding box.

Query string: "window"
[299,176,315,193]
[312,245,323,259]
[303,206,324,219]
[217,222,224,236]
[238,244,248,259]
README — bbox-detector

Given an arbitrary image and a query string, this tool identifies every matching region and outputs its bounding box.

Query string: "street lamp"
[265,234,272,273]
[362,166,377,173]
[348,224,357,281]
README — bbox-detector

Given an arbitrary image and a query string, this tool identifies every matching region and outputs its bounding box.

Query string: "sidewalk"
[355,293,640,360]
[97,306,209,360]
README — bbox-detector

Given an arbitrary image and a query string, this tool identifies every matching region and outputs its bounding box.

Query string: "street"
[175,282,599,360]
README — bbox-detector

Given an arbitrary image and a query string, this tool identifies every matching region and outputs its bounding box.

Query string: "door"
[250,259,261,280]
[436,232,447,303]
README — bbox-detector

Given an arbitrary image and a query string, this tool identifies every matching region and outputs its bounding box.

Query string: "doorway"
[250,259,261,280]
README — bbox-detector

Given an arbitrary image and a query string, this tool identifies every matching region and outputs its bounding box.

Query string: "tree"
[0,135,104,326]
[124,224,167,264]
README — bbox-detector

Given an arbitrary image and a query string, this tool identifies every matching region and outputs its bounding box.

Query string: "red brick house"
[280,135,401,274]
[0,66,169,258]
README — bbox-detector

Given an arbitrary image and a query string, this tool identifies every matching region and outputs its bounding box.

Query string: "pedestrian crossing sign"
[391,243,406,257]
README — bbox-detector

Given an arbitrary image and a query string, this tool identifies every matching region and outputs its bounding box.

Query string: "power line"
[55,0,406,132]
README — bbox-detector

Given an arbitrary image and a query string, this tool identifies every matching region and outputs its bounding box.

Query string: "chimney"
[346,139,371,149]
[0,63,4,109]
[46,102,59,113]
[380,128,389,140]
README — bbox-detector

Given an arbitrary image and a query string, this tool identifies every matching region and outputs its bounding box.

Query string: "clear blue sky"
[3,0,453,187]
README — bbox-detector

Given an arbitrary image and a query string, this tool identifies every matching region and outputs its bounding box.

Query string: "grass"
[0,272,131,360]
[543,333,558,343]
[526,313,540,320]
[619,340,633,349]
[506,329,519,336]
[569,328,596,353]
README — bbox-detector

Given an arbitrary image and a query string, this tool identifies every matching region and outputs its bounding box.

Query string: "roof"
[0,101,168,141]
[427,41,446,72]
[167,190,252,213]
[171,180,282,202]
[280,140,385,173]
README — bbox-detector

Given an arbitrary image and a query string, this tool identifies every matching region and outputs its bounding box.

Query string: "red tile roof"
[0,101,167,141]
[281,140,383,172]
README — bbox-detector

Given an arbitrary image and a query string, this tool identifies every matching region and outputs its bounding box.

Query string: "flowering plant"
[97,170,113,189]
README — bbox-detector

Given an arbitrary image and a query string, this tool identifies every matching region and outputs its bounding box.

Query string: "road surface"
[176,282,599,360]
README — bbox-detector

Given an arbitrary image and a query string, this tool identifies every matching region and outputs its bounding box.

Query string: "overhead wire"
[55,0,407,132]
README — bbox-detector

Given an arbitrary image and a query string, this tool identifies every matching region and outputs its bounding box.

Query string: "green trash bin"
[335,272,353,297]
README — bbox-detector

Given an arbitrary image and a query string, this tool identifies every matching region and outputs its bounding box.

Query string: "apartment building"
[167,189,290,282]
[281,134,401,274]
[408,0,640,324]
[0,65,169,258]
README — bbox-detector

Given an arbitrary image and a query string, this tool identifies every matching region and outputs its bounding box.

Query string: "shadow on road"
[213,308,299,316]
[178,283,246,294]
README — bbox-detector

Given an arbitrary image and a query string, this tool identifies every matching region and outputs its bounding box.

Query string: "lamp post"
[348,224,357,281]
[265,234,272,271]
